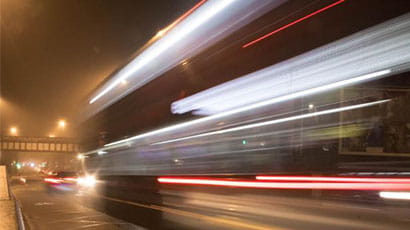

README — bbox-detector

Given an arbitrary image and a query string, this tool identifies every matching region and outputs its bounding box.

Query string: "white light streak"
[153,99,390,145]
[379,191,410,200]
[97,13,410,150]
[172,13,410,115]
[98,151,107,155]
[89,0,243,104]
[103,70,390,148]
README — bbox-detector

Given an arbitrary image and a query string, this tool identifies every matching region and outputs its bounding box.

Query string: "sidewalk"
[0,199,17,230]
[1,165,18,230]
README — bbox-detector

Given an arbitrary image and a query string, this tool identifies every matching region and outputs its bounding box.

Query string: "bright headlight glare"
[78,175,97,187]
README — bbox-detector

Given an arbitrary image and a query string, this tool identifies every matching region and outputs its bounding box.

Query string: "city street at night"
[9,178,410,230]
[1,0,410,229]
[11,179,142,230]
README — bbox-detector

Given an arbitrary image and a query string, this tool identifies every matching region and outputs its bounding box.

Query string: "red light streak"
[162,0,207,33]
[242,0,345,48]
[256,176,410,183]
[158,177,410,191]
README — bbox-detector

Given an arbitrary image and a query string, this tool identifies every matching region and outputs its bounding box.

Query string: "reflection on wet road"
[12,180,143,230]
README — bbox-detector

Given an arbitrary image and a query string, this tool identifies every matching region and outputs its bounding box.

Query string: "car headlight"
[77,175,96,187]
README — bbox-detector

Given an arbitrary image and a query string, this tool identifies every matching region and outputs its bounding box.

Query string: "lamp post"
[58,120,66,129]
[10,126,18,136]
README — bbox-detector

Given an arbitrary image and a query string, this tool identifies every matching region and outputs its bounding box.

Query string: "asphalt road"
[11,177,410,230]
[11,180,144,230]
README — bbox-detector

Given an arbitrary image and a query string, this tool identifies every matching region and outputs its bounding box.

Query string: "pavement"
[11,180,145,230]
[0,165,17,230]
[7,175,410,230]
[0,199,17,230]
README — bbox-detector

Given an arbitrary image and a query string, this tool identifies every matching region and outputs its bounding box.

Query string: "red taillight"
[256,175,410,183]
[158,177,410,191]
[44,178,62,184]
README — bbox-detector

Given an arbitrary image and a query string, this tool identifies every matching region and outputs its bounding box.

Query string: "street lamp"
[58,120,66,129]
[10,126,18,136]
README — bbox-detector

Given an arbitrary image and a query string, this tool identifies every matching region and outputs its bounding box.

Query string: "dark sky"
[0,0,197,137]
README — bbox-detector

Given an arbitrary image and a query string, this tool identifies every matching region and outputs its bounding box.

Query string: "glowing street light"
[49,134,55,138]
[10,126,18,136]
[58,120,66,129]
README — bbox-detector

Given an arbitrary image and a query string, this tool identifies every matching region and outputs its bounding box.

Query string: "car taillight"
[44,178,63,184]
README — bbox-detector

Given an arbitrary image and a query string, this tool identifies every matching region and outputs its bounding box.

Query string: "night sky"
[0,0,197,137]
[2,0,409,140]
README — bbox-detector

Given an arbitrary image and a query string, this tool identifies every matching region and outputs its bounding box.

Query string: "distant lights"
[58,120,66,128]
[10,126,18,135]
[77,175,97,187]
[77,154,85,160]
[98,150,108,155]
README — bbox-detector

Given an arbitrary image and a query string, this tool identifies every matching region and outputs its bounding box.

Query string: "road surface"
[11,180,144,230]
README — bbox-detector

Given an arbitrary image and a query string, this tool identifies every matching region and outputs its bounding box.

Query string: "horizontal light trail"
[379,191,410,200]
[256,176,410,183]
[152,99,389,145]
[104,69,389,148]
[44,178,63,184]
[173,14,410,116]
[242,0,345,48]
[158,177,410,190]
[103,14,410,149]
[173,69,390,115]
